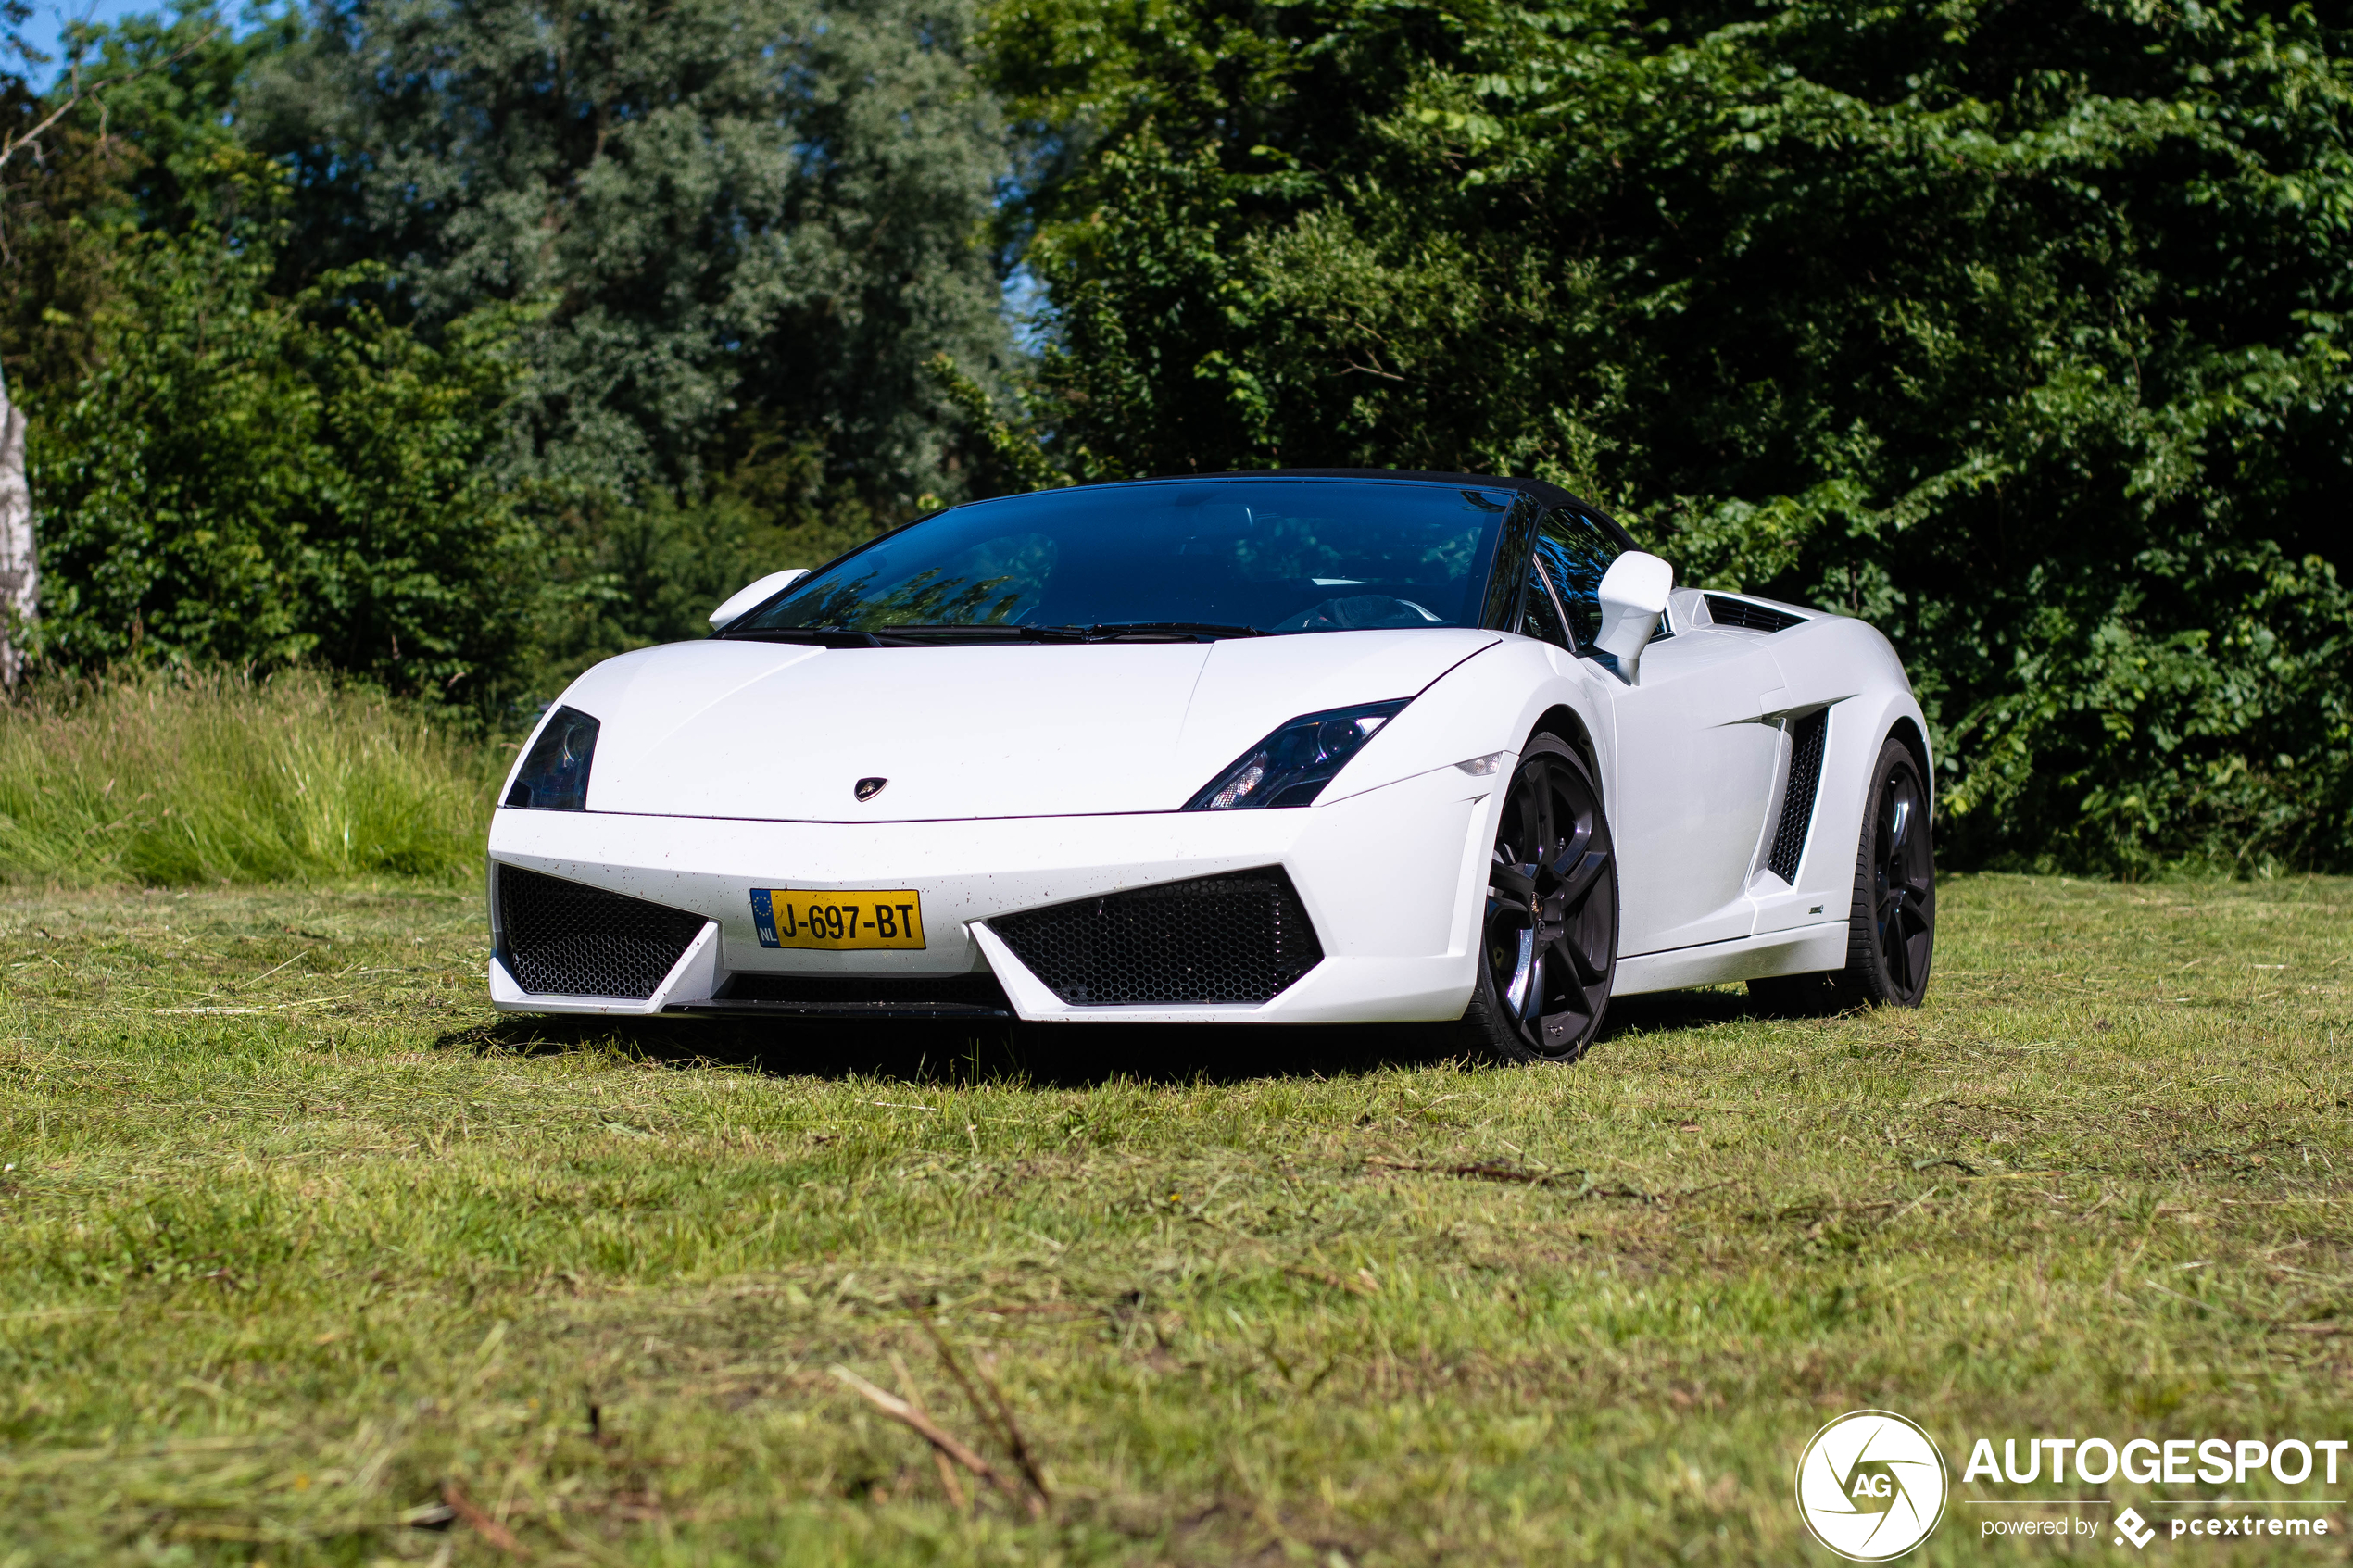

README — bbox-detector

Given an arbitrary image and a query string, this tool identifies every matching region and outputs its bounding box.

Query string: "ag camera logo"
[1795,1410,1950,1561]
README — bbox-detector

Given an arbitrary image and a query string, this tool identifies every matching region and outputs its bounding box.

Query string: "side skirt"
[1612,921,1847,997]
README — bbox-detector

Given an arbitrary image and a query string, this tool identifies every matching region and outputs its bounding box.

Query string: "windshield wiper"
[720,621,1265,647]
[719,623,1084,646]
[717,627,883,647]
[1081,621,1267,642]
[878,623,1087,643]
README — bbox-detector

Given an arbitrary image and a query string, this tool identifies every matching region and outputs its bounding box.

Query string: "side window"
[1520,555,1573,649]
[1534,507,1622,651]
[1479,497,1541,631]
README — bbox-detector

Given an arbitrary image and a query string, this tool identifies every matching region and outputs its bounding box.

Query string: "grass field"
[0,873,2347,1565]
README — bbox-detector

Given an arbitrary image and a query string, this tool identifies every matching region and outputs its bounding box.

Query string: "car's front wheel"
[1453,736,1617,1064]
[1751,734,1936,1012]
[1843,736,1936,1005]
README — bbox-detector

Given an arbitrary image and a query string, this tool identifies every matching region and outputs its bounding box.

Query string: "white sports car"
[486,470,1935,1061]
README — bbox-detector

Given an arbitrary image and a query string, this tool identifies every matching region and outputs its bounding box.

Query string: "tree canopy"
[249,0,1013,508]
[988,0,2353,872]
[4,0,2349,869]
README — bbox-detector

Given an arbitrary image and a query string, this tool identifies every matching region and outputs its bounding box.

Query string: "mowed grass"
[0,875,2347,1565]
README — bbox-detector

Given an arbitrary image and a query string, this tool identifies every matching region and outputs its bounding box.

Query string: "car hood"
[557,630,1500,822]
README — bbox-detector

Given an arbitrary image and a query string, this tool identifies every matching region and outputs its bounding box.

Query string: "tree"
[0,366,27,690]
[991,0,2353,872]
[31,220,542,706]
[245,0,1016,520]
[0,4,243,687]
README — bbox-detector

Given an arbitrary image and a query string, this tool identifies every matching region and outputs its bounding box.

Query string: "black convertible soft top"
[1147,468,1637,553]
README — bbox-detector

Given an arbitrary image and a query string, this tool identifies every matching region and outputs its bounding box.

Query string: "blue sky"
[17,0,170,82]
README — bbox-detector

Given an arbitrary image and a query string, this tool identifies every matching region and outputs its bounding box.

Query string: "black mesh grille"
[1767,709,1830,884]
[989,867,1324,1006]
[497,863,708,997]
[1705,594,1807,633]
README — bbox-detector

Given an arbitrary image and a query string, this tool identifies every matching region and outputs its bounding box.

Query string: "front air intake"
[989,867,1324,1006]
[496,863,708,997]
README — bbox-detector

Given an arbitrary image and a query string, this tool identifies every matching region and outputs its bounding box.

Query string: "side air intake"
[1767,710,1830,884]
[1706,595,1808,633]
[497,863,708,997]
[989,867,1324,1006]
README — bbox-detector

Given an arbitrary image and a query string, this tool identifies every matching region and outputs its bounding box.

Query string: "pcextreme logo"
[1795,1410,1951,1562]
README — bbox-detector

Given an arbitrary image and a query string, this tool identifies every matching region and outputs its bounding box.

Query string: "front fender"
[1755,617,1934,928]
[1319,635,1618,814]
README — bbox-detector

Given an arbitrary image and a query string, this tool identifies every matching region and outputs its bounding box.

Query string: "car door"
[1528,508,1784,955]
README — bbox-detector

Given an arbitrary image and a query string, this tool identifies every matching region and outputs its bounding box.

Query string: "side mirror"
[708,569,809,628]
[1592,551,1673,682]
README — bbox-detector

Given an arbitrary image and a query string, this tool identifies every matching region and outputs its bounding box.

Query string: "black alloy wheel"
[1749,733,1938,1014]
[1843,736,1936,1005]
[1455,736,1617,1063]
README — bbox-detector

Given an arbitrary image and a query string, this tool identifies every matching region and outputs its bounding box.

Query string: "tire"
[1749,734,1935,1011]
[1452,735,1618,1064]
[1842,736,1936,1005]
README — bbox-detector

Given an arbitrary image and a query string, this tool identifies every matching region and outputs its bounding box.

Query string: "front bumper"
[485,761,1503,1024]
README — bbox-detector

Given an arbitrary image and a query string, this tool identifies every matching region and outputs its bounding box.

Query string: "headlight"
[1184,700,1411,810]
[504,706,599,810]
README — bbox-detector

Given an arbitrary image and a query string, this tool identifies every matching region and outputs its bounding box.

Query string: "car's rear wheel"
[1750,734,1935,1012]
[1454,736,1617,1064]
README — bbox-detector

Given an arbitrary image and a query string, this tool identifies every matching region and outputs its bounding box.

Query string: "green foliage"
[12,0,1021,713]
[992,0,2353,872]
[529,481,890,692]
[0,669,494,884]
[54,0,301,234]
[4,4,296,399]
[924,349,1068,494]
[29,220,541,703]
[1,0,34,71]
[12,0,2353,872]
[245,0,1017,509]
[1,87,134,399]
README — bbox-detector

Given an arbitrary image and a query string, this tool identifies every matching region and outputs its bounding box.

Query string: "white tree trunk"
[0,382,34,690]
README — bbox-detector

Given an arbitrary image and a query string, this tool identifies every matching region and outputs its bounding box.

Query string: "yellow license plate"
[750,889,925,950]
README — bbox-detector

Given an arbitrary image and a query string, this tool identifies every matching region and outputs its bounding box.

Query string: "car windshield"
[722,478,1516,641]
